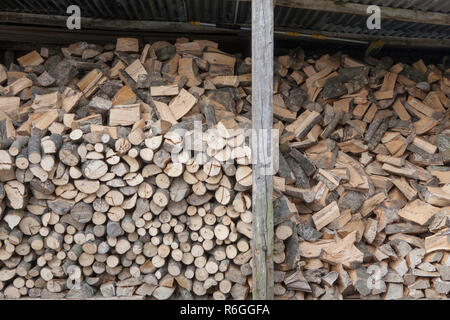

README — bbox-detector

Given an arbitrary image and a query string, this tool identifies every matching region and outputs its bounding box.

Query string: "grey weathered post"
[251,0,274,300]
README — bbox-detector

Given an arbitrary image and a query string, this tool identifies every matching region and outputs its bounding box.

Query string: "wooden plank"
[0,13,449,50]
[275,0,450,26]
[252,0,274,300]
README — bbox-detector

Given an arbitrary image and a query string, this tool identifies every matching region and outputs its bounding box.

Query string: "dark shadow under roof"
[0,0,449,48]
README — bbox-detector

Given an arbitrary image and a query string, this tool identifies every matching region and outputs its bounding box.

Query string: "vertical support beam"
[251,0,274,300]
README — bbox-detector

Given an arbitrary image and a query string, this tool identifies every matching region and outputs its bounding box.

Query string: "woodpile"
[0,35,449,300]
[0,38,254,300]
[273,50,450,300]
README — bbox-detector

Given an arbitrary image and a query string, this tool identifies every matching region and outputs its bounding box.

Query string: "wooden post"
[252,0,274,300]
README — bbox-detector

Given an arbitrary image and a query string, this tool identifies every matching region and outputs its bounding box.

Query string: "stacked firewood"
[0,35,449,300]
[272,50,450,300]
[0,38,254,299]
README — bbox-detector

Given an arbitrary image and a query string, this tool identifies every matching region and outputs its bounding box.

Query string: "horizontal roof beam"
[0,12,242,34]
[274,26,450,49]
[275,0,450,26]
[0,11,449,50]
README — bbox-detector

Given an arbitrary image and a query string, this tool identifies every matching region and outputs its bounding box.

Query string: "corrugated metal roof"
[0,0,448,41]
[187,0,237,24]
[274,7,450,40]
[340,0,450,14]
[0,0,188,21]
